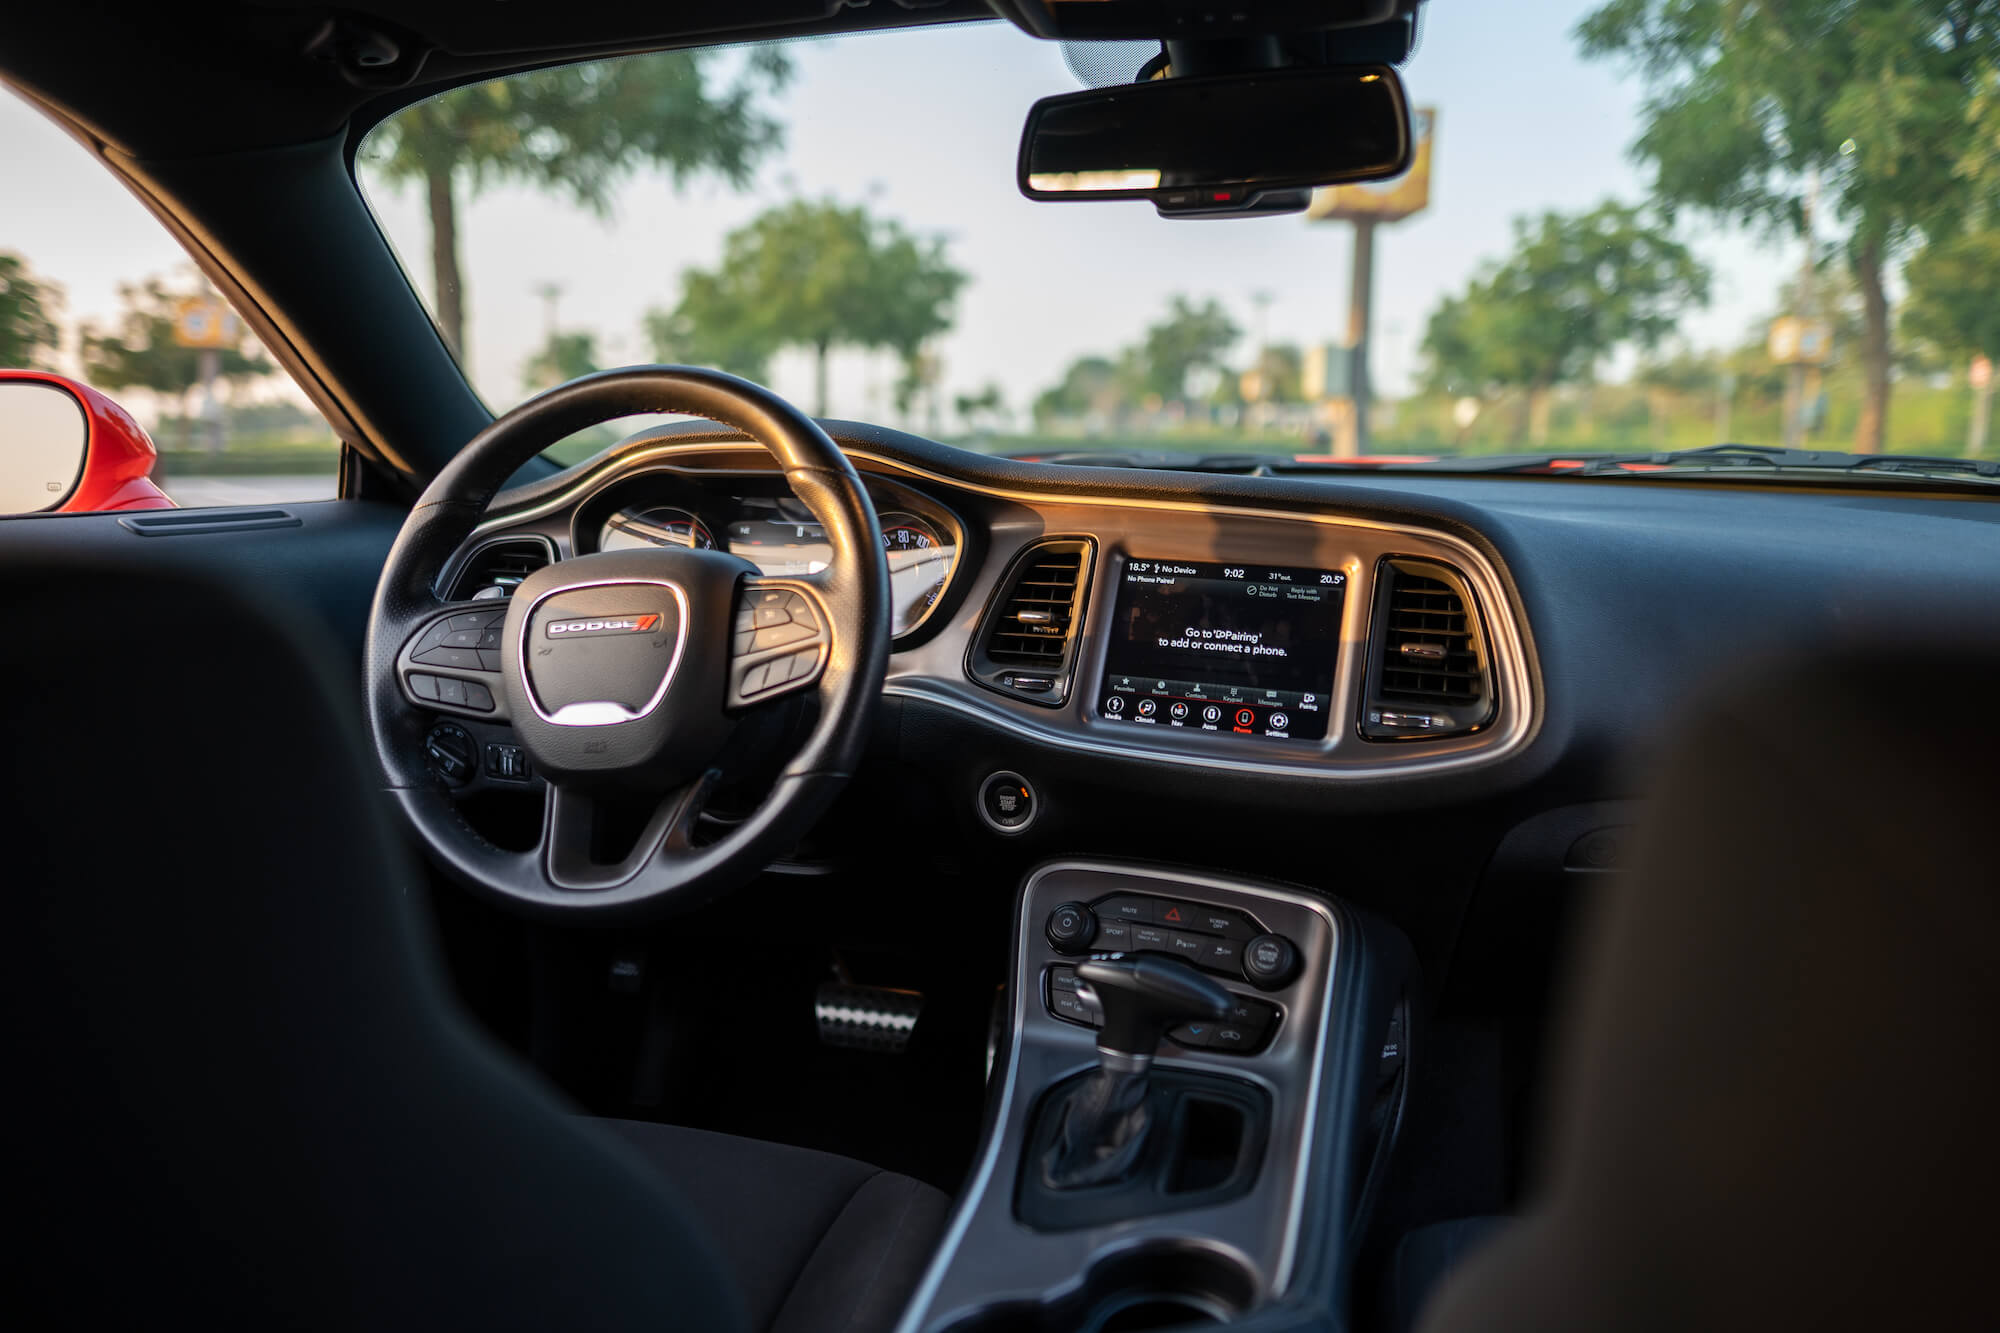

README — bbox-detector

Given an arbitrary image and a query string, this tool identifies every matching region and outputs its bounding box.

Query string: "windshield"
[356,8,2000,477]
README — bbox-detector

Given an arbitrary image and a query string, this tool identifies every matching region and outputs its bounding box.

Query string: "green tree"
[80,280,271,444]
[1421,202,1709,443]
[522,330,601,392]
[1577,0,2000,453]
[647,198,968,416]
[364,49,790,357]
[1902,228,2000,454]
[1244,343,1305,404]
[1139,296,1240,405]
[0,253,61,369]
[953,382,1008,434]
[1032,350,1144,422]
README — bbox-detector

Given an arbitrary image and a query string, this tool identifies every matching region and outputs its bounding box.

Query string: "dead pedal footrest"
[815,982,924,1053]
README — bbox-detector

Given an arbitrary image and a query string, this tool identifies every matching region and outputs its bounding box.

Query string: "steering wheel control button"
[448,609,503,633]
[753,621,815,650]
[408,672,441,701]
[462,680,495,712]
[424,722,476,788]
[1045,901,1097,954]
[414,646,484,671]
[1243,934,1301,990]
[977,770,1038,834]
[437,677,468,707]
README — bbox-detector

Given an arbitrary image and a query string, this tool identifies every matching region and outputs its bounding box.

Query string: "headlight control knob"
[1045,901,1098,955]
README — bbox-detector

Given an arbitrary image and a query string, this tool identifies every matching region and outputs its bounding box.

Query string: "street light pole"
[1343,218,1377,458]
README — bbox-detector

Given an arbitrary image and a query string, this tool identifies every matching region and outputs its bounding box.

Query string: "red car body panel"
[1,369,174,512]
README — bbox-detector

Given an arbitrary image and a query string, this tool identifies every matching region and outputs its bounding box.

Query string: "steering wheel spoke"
[541,771,721,892]
[727,576,832,708]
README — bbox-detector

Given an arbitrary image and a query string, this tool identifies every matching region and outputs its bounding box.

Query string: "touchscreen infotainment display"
[1098,559,1346,741]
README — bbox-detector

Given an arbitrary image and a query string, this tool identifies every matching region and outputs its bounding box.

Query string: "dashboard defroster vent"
[967,538,1095,706]
[444,536,554,601]
[1360,558,1495,740]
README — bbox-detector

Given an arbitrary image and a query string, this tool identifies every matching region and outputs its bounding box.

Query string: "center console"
[895,861,1402,1333]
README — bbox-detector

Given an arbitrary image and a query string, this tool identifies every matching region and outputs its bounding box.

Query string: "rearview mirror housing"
[990,0,1410,41]
[1018,65,1412,218]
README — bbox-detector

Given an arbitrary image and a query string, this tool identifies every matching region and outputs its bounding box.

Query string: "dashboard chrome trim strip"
[471,441,1538,777]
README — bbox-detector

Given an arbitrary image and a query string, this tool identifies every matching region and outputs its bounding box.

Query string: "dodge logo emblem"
[546,613,661,639]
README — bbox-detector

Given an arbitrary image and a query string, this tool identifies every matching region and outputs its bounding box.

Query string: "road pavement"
[160,474,339,508]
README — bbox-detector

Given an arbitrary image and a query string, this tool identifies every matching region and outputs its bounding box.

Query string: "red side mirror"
[0,370,173,513]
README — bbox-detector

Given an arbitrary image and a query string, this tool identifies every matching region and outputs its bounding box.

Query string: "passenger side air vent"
[967,538,1095,707]
[444,536,553,601]
[1360,557,1495,740]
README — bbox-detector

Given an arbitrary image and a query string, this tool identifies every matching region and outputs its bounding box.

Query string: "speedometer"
[600,506,715,553]
[879,512,954,632]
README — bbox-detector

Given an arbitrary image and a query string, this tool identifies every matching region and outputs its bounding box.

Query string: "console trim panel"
[893,860,1342,1333]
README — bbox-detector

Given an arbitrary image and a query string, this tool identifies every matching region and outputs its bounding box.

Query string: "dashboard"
[434,422,1537,794]
[397,413,2000,993]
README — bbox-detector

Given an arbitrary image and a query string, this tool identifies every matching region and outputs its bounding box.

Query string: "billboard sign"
[1309,106,1435,224]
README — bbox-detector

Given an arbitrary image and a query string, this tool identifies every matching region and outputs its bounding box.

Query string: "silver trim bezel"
[892,860,1343,1333]
[517,577,691,727]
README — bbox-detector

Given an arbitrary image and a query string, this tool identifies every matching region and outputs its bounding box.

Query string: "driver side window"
[0,86,341,515]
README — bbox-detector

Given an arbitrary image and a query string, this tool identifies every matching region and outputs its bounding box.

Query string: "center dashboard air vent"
[967,538,1095,706]
[444,536,554,601]
[1360,557,1495,740]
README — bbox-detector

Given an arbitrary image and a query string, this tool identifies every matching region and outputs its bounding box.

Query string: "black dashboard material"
[472,418,2000,819]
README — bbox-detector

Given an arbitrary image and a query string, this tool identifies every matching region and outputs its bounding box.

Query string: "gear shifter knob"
[1077,955,1233,1061]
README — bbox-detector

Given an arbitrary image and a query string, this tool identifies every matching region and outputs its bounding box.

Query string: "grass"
[153,430,341,477]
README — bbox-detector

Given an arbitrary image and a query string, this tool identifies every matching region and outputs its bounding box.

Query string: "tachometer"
[879,512,954,631]
[600,506,715,553]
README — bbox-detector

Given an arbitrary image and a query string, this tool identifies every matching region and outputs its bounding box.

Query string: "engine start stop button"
[977,770,1037,833]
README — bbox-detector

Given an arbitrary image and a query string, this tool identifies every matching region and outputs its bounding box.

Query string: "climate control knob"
[1243,933,1300,990]
[1045,902,1098,955]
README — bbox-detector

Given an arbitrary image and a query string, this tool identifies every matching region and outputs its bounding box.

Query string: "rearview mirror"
[1019,65,1412,217]
[0,376,89,513]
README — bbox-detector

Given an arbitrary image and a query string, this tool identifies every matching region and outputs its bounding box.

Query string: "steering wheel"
[365,367,891,919]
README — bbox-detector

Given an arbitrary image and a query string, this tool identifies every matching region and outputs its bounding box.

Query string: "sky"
[2,3,1801,428]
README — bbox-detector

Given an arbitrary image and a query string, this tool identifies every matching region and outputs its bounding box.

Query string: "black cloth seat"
[604,1121,951,1333]
[1,557,944,1331]
[1418,647,1999,1332]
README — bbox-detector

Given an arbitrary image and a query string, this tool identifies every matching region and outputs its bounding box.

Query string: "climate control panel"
[1044,892,1302,990]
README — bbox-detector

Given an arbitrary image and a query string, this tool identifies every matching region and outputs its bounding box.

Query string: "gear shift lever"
[1042,955,1233,1189]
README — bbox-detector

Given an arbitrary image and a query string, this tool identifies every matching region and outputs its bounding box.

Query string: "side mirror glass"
[1019,65,1412,217]
[0,378,89,514]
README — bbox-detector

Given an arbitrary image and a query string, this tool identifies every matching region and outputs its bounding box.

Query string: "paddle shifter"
[1042,955,1234,1189]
